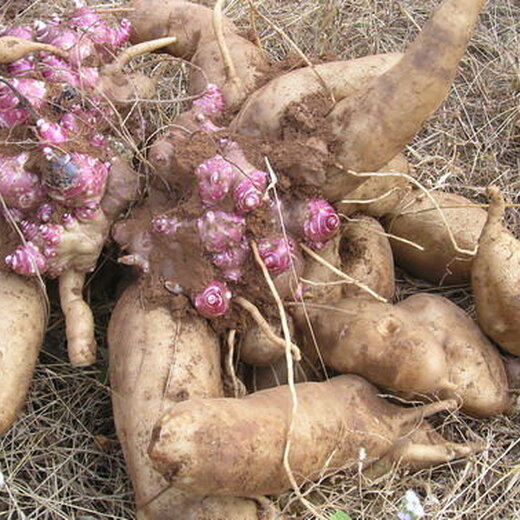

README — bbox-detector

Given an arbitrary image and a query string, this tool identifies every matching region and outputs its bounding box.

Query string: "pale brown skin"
[335,154,411,217]
[340,216,395,301]
[149,375,477,497]
[397,293,511,417]
[0,220,47,435]
[0,270,47,435]
[472,187,520,357]
[129,0,268,109]
[308,298,451,395]
[327,0,487,189]
[108,281,258,520]
[385,190,486,285]
[231,54,402,138]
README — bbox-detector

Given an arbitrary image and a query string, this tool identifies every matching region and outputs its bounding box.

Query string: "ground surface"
[0,0,519,519]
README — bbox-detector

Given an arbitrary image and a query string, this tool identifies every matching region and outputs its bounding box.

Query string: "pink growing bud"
[110,19,132,47]
[0,85,18,110]
[90,133,106,147]
[62,213,76,228]
[194,113,221,134]
[192,84,225,117]
[37,203,53,222]
[5,242,46,276]
[211,240,250,281]
[7,57,35,76]
[74,204,99,221]
[49,30,77,51]
[0,108,30,128]
[6,26,34,40]
[20,220,39,241]
[193,280,231,318]
[195,155,235,206]
[43,150,108,208]
[302,199,340,248]
[13,78,47,109]
[151,215,181,235]
[0,153,44,209]
[60,113,79,133]
[197,210,246,253]
[257,236,297,275]
[69,7,112,45]
[39,223,63,246]
[77,66,100,88]
[233,170,267,213]
[41,55,79,86]
[37,119,68,143]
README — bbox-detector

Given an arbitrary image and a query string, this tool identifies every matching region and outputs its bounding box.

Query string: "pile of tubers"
[1,0,519,518]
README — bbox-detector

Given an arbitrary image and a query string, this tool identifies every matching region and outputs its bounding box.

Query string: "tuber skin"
[335,154,411,218]
[472,187,520,357]
[149,375,479,497]
[109,281,259,520]
[307,295,510,417]
[397,293,511,417]
[128,0,269,109]
[0,219,47,435]
[339,216,395,301]
[385,190,487,285]
[308,298,452,396]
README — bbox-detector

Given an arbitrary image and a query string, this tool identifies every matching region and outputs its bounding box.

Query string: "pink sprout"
[6,26,34,40]
[49,30,77,51]
[197,210,246,253]
[195,155,235,206]
[60,113,79,133]
[211,240,250,281]
[193,280,231,319]
[37,119,68,144]
[74,204,99,221]
[5,242,46,276]
[192,84,225,117]
[77,67,100,88]
[302,199,340,249]
[62,213,76,228]
[69,7,112,45]
[0,153,44,209]
[90,133,106,147]
[151,215,181,235]
[41,54,79,86]
[7,57,35,76]
[20,220,39,241]
[110,19,131,47]
[39,223,63,246]
[0,108,30,128]
[257,236,296,275]
[43,150,109,208]
[12,78,47,109]
[233,170,267,214]
[37,203,53,222]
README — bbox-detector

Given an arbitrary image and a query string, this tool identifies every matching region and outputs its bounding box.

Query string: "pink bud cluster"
[5,242,46,276]
[192,280,232,318]
[257,236,297,275]
[0,78,46,128]
[151,215,181,235]
[195,154,268,213]
[192,84,225,117]
[211,239,250,281]
[0,153,44,210]
[43,150,109,209]
[197,210,246,253]
[301,199,340,249]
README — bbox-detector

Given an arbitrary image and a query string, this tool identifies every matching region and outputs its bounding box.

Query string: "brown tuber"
[149,375,479,497]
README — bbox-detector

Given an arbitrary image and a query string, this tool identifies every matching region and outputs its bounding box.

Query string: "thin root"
[226,330,247,398]
[299,242,387,303]
[234,296,301,361]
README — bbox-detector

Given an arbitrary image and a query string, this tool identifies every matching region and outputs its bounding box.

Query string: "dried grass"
[1,0,519,519]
